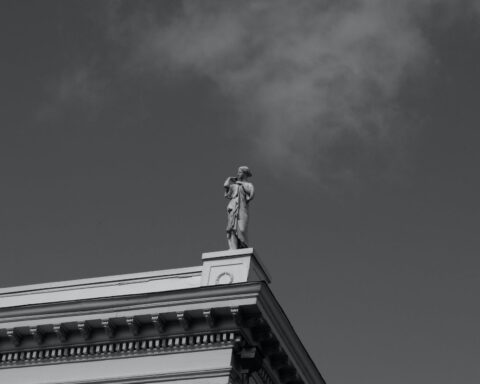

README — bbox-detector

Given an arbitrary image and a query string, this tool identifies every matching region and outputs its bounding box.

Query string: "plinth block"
[201,248,271,286]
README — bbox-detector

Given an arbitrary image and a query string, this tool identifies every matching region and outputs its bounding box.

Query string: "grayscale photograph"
[0,1,479,383]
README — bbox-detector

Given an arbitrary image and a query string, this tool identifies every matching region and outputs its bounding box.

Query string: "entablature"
[0,249,324,384]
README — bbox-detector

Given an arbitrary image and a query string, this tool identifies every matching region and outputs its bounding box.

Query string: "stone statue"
[224,166,255,250]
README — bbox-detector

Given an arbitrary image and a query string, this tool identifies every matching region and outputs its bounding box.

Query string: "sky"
[0,1,479,383]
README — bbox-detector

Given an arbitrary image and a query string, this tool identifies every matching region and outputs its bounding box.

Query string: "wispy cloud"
[121,0,470,180]
[43,0,480,182]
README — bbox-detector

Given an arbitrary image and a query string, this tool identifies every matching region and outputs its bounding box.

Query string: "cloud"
[46,0,480,182]
[122,0,447,181]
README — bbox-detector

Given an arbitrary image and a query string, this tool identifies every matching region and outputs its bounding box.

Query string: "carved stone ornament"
[215,271,234,285]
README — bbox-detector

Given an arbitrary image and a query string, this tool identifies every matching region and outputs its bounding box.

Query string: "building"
[0,248,325,384]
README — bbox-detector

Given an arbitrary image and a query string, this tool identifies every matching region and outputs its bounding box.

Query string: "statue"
[224,166,255,250]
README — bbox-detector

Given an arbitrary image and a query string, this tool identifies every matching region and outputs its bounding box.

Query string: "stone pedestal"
[201,248,271,286]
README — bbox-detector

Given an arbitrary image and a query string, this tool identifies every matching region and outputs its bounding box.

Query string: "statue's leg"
[236,232,247,248]
[236,219,248,248]
[227,232,238,250]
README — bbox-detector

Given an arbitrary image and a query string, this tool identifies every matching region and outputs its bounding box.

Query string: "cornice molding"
[0,282,324,384]
[256,285,326,384]
[0,331,240,368]
[0,283,263,329]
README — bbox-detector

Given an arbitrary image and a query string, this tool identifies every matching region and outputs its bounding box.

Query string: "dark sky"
[1,1,479,383]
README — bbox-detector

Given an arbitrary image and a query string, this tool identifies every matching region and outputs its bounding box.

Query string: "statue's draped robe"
[225,181,254,248]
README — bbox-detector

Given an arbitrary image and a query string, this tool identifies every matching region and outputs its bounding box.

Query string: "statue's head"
[237,166,252,180]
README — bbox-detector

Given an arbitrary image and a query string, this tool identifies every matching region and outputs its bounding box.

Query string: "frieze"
[0,331,240,366]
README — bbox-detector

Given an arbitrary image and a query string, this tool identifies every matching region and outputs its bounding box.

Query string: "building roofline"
[0,282,325,384]
[0,249,325,384]
[0,266,202,296]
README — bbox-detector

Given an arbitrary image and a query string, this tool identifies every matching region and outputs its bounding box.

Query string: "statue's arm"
[224,177,235,199]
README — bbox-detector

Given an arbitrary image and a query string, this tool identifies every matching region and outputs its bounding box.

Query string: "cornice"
[256,285,326,384]
[0,281,324,384]
[0,283,263,328]
[0,247,327,384]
